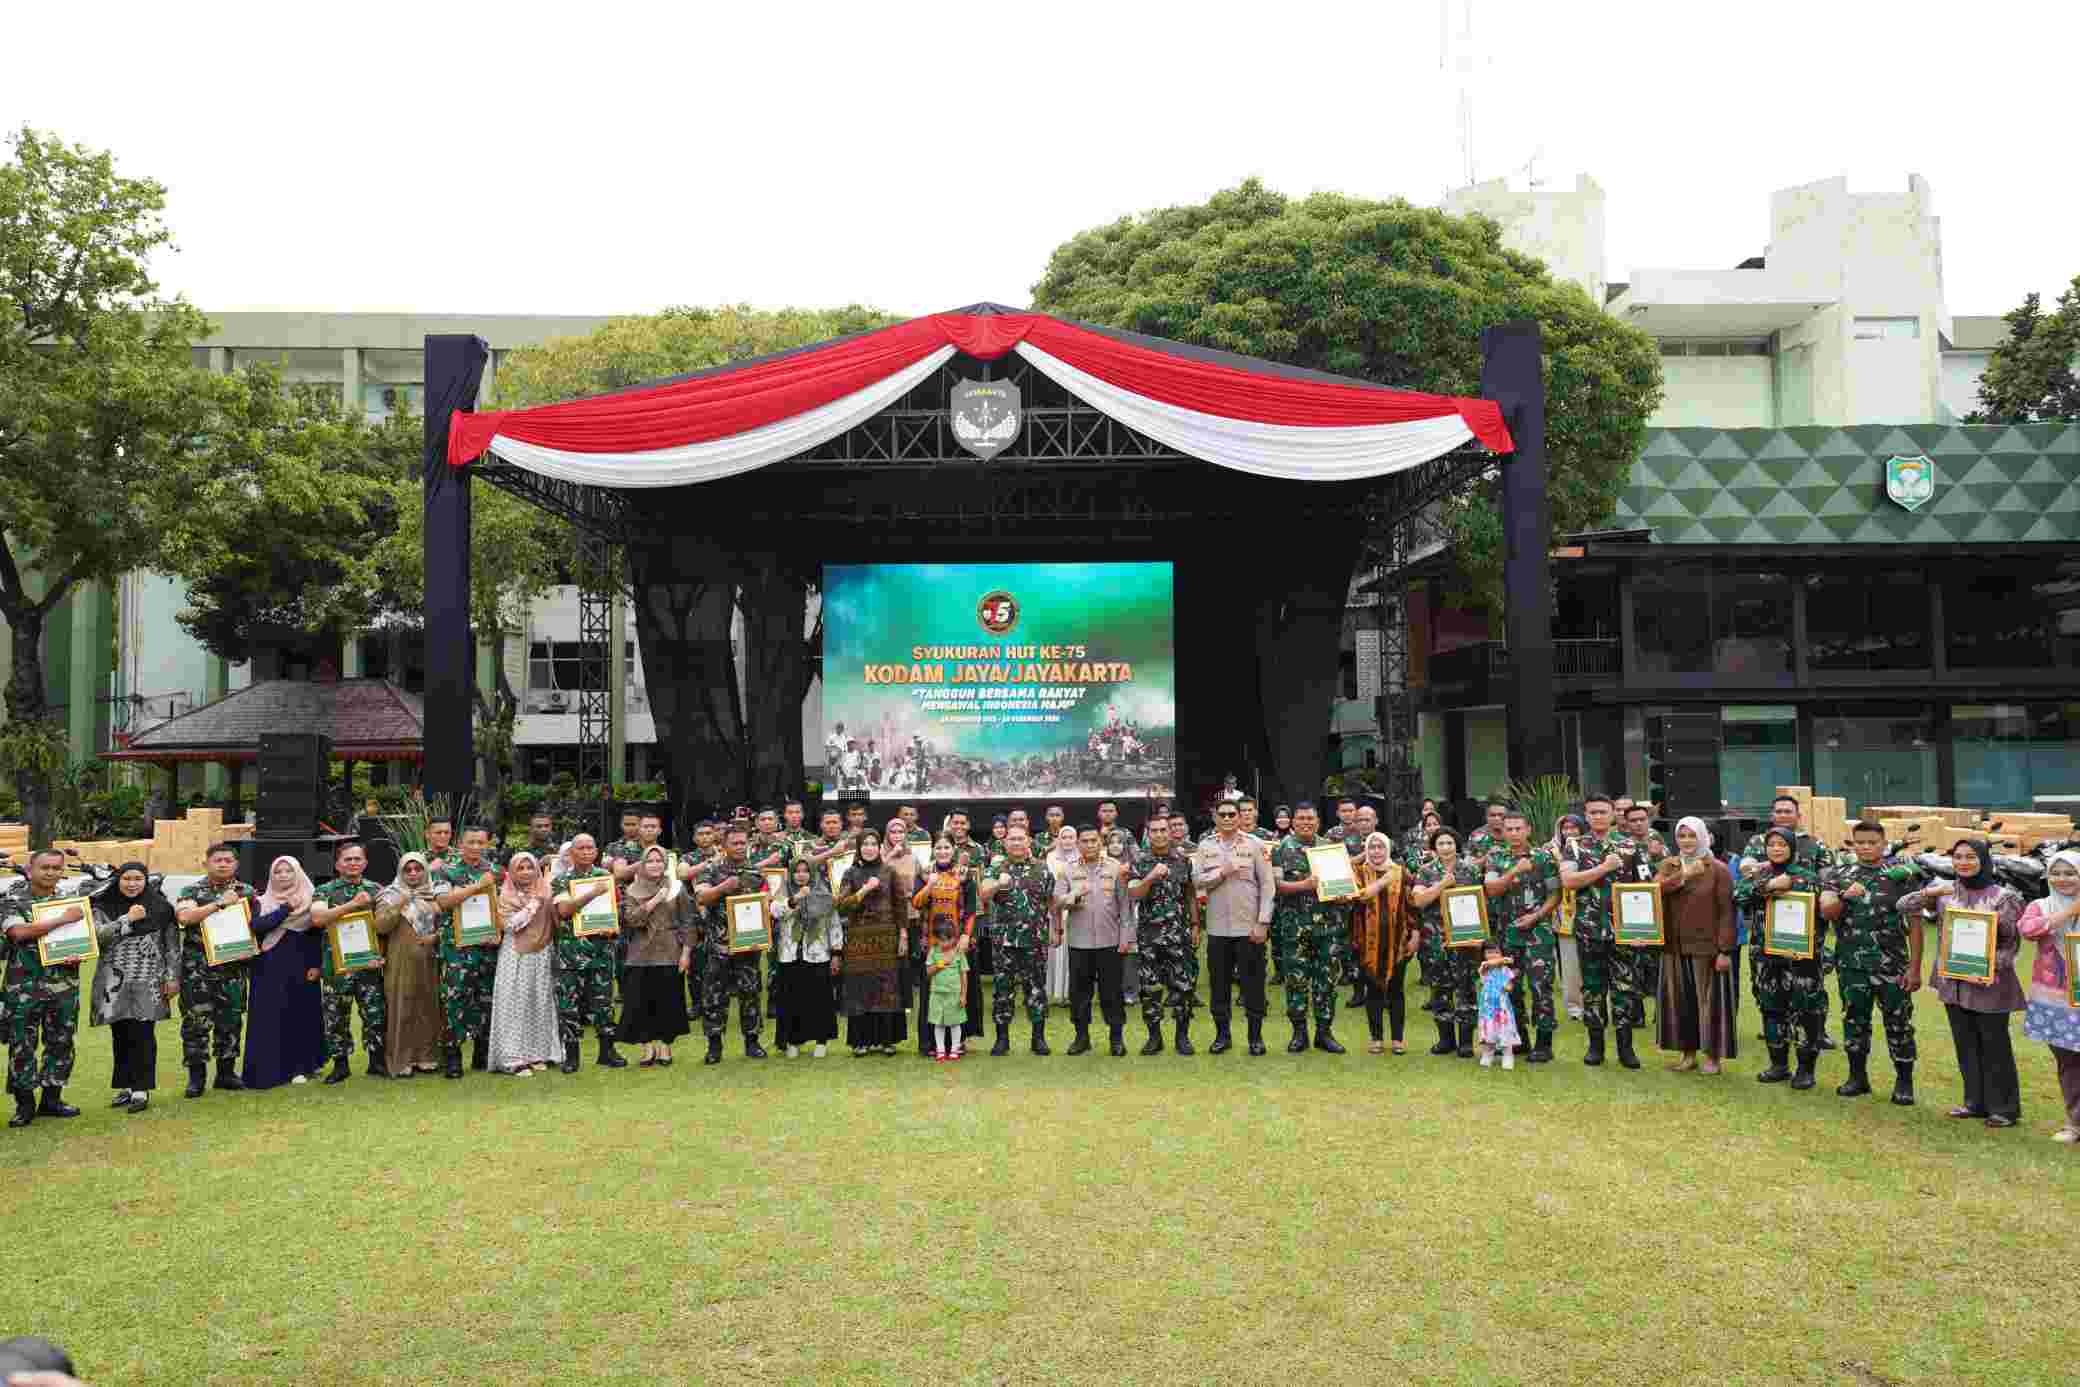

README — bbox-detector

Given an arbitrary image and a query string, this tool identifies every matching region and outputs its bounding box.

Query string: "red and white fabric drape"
[446,311,1513,486]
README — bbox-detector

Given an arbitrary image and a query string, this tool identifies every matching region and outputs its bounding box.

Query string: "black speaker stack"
[238,733,343,884]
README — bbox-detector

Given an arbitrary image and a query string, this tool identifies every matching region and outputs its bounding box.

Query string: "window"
[1339,650,1358,702]
[1631,565,1713,675]
[1853,317,1920,340]
[1812,704,1936,806]
[1805,570,1931,670]
[528,640,642,713]
[1630,566,1789,677]
[1713,571,1792,675]
[1942,567,2079,669]
[1720,705,1799,814]
[1953,703,2080,806]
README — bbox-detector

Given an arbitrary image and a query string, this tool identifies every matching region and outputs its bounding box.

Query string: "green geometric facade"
[1608,422,2080,545]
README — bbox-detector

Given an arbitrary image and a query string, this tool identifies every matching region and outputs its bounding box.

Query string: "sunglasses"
[1215,810,1237,818]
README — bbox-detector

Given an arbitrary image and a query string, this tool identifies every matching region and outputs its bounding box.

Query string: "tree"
[1964,275,2080,424]
[0,127,221,841]
[1028,179,1663,607]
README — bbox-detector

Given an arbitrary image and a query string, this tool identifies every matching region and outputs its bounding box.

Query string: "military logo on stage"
[1885,454,1935,512]
[950,379,1021,460]
[976,589,1020,636]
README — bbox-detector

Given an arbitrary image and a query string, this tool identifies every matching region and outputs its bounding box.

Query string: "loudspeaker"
[1663,765,1723,817]
[256,732,332,837]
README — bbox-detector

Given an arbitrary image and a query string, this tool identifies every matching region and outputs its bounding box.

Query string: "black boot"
[1030,1022,1050,1056]
[443,1043,464,1079]
[1174,1018,1194,1056]
[1429,1019,1457,1056]
[185,1064,207,1099]
[470,1032,490,1072]
[1836,1052,1871,1098]
[1817,1028,1837,1051]
[37,1087,79,1118]
[1141,1021,1164,1056]
[1066,1026,1092,1056]
[214,1061,244,1092]
[704,1034,723,1065]
[1756,1045,1792,1083]
[1314,1023,1346,1055]
[1287,1020,1310,1053]
[366,1047,389,1080]
[1209,1019,1232,1054]
[1348,985,1366,1009]
[1247,1018,1266,1056]
[1108,1026,1127,1058]
[322,1056,351,1085]
[598,1038,629,1068]
[1528,1028,1554,1064]
[1790,1048,1818,1091]
[8,1091,33,1127]
[743,1035,768,1060]
[1455,1025,1475,1059]
[1890,1062,1916,1106]
[559,1036,581,1074]
[1614,1027,1640,1070]
[990,1023,1010,1057]
[1583,1028,1605,1067]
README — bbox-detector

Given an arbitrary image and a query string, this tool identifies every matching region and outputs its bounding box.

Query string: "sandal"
[1948,1106,1989,1119]
[1699,1060,1721,1075]
[1391,1041,1406,1055]
[1984,1115,2017,1129]
[1367,1040,1385,1055]
[1668,1056,1697,1073]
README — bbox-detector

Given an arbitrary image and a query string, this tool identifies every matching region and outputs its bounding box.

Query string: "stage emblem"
[1885,454,1935,512]
[976,590,1020,637]
[950,379,1021,459]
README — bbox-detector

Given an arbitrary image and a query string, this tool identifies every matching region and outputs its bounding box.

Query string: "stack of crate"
[1774,786,1850,849]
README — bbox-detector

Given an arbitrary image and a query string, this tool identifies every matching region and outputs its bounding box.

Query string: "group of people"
[3,789,2075,1145]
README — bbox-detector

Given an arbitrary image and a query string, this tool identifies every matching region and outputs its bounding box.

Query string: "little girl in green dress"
[925,919,969,1061]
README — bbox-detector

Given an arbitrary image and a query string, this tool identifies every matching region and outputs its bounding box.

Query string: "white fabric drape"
[1012,343,1475,481]
[483,345,957,486]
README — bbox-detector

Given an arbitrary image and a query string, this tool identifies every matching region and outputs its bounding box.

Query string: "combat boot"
[598,1038,629,1068]
[1816,1027,1837,1051]
[1108,1025,1127,1057]
[742,1035,768,1060]
[1836,1052,1871,1098]
[1890,1062,1916,1106]
[322,1056,351,1085]
[442,1042,464,1079]
[1455,1026,1475,1059]
[37,1087,79,1118]
[8,1090,33,1128]
[1030,1022,1050,1056]
[1174,1018,1194,1056]
[470,1032,490,1072]
[1246,1018,1266,1056]
[1287,1019,1310,1053]
[1614,1027,1641,1070]
[1583,1028,1605,1067]
[215,1061,244,1091]
[1429,1019,1457,1056]
[704,1035,723,1065]
[1208,1019,1231,1054]
[366,1046,390,1080]
[990,1023,1011,1057]
[1314,1023,1346,1055]
[1141,1021,1164,1056]
[1066,1026,1092,1056]
[1756,1046,1792,1083]
[1790,1048,1818,1091]
[185,1064,207,1099]
[1528,1028,1554,1064]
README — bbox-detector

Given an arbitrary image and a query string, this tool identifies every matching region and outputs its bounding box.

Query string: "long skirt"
[619,964,690,1044]
[847,1006,907,1050]
[110,1018,157,1091]
[776,959,838,1046]
[243,931,325,1090]
[1658,952,1737,1060]
[486,941,564,1072]
[383,929,442,1072]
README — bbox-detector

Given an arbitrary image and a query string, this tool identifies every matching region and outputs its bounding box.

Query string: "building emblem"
[976,590,1020,637]
[1885,455,1935,512]
[950,379,1021,459]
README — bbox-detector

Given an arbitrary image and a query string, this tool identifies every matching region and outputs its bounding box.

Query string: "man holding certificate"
[1,849,89,1126]
[173,844,257,1098]
[691,826,770,1064]
[552,833,629,1071]
[1271,804,1350,1054]
[1559,795,1646,1071]
[433,828,503,1078]
[310,842,390,1085]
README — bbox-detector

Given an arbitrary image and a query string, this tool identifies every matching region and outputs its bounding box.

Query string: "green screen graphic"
[822,563,1175,801]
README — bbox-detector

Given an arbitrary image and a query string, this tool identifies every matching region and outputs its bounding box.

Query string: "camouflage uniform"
[1416,859,1485,1028]
[1828,858,1920,1064]
[1272,834,1346,1026]
[1740,830,1831,1016]
[1733,861,1828,1053]
[1610,831,1666,1005]
[1131,846,1198,1027]
[1465,828,1501,861]
[986,854,1055,1027]
[174,878,255,1069]
[2,891,83,1096]
[553,864,622,1045]
[436,859,500,1045]
[603,837,646,1000]
[693,856,764,1039]
[312,876,388,1067]
[1562,834,1643,1031]
[1484,845,1562,1035]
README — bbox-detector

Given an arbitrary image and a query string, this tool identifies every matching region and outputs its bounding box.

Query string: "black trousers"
[1068,948,1125,1032]
[1362,957,1411,1042]
[110,1018,157,1092]
[1944,1004,2021,1120]
[1207,935,1267,1024]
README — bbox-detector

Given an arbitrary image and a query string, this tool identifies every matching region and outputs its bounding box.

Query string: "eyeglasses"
[1215,810,1237,819]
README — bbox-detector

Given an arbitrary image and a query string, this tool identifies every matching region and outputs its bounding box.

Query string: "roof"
[1946,315,2011,353]
[103,678,425,764]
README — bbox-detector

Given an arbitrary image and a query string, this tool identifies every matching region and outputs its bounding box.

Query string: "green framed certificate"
[1937,906,1996,985]
[571,875,620,937]
[1763,892,1818,960]
[453,887,501,948]
[327,911,382,973]
[726,892,771,954]
[1613,881,1664,946]
[33,896,96,967]
[1442,885,1488,949]
[200,897,257,965]
[763,867,789,897]
[827,851,855,894]
[665,850,682,901]
[1307,844,1358,902]
[2064,931,2080,1008]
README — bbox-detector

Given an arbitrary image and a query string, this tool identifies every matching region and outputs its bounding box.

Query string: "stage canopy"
[446,305,1515,488]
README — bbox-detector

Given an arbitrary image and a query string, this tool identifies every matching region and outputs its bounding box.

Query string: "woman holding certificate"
[1410,828,1485,1059]
[1899,838,2026,1128]
[1653,818,1736,1074]
[373,853,443,1077]
[87,863,178,1114]
[1732,829,1827,1089]
[242,856,325,1090]
[486,852,564,1075]
[2015,849,2080,1141]
[1351,832,1415,1054]
[619,846,691,1066]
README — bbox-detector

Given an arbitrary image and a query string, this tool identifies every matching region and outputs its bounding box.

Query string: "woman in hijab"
[1654,817,1736,1074]
[242,855,325,1089]
[1045,824,1079,1006]
[1549,812,1588,1022]
[1410,826,1485,1058]
[1351,832,1415,1055]
[1902,837,2028,1127]
[772,855,842,1058]
[1732,827,1827,1088]
[88,862,178,1113]
[911,836,982,1052]
[486,851,563,1076]
[836,831,910,1056]
[619,845,690,1066]
[2017,848,2080,1142]
[373,852,443,1077]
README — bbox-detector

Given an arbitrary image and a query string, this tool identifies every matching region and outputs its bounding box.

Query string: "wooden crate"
[185,807,224,831]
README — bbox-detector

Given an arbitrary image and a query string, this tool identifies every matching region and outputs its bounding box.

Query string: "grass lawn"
[3,968,2073,1386]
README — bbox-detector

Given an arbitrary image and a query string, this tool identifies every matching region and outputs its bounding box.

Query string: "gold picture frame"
[763,867,789,898]
[827,851,855,894]
[1937,905,1998,985]
[726,892,772,954]
[1612,881,1665,947]
[1441,885,1489,949]
[2063,931,2080,1009]
[32,896,96,968]
[199,896,258,966]
[327,910,383,973]
[1762,892,1819,960]
[570,874,620,938]
[1306,844,1358,903]
[452,879,503,948]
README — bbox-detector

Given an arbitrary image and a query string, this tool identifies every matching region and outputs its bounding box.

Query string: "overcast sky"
[10,2,2074,321]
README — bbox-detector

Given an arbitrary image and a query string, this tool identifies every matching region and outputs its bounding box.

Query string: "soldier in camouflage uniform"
[1740,797,1836,1047]
[553,832,629,1070]
[690,826,770,1062]
[1559,796,1644,1070]
[1484,811,1562,1062]
[433,828,502,1077]
[1464,801,1509,862]
[1272,804,1349,1054]
[1412,828,1485,1057]
[1128,819,1199,1055]
[781,800,818,871]
[310,841,389,1083]
[981,827,1056,1055]
[2,849,87,1126]
[172,844,255,1097]
[1734,827,1829,1089]
[1617,805,1669,1020]
[1823,821,1922,1103]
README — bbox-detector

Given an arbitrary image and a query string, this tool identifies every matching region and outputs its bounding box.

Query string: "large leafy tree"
[1965,275,2080,424]
[1029,179,1662,606]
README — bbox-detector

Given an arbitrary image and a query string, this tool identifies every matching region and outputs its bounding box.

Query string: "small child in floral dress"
[1476,945,1520,1070]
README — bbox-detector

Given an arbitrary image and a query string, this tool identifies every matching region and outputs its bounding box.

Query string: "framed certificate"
[2064,931,2080,1008]
[1441,885,1488,949]
[327,911,382,973]
[33,896,95,967]
[763,866,789,897]
[665,849,682,901]
[1763,892,1818,960]
[1937,905,1997,985]
[1556,887,1575,938]
[199,897,258,965]
[1613,881,1664,946]
[453,886,502,948]
[911,843,932,876]
[571,875,620,937]
[1307,844,1358,902]
[726,892,771,954]
[827,851,855,894]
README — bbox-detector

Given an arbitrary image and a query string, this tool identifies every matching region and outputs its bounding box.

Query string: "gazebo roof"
[102,678,425,765]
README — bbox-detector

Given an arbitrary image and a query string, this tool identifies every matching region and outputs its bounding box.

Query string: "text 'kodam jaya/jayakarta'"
[861,661,1135,685]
